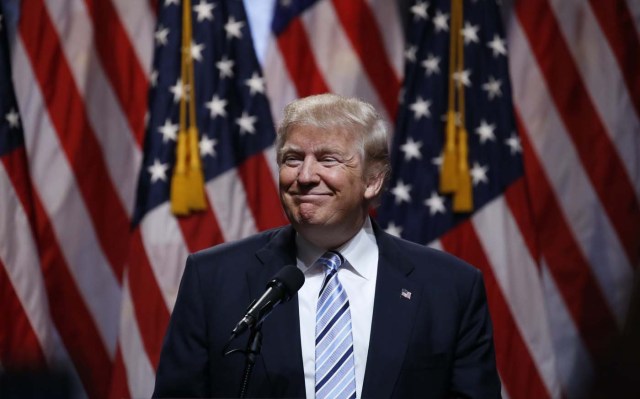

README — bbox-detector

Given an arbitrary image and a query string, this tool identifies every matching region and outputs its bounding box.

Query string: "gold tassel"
[453,0,473,212]
[440,110,458,192]
[170,0,206,215]
[453,127,473,212]
[441,0,474,213]
[171,129,190,215]
[440,0,462,193]
[170,0,191,215]
[186,125,206,210]
[183,0,206,211]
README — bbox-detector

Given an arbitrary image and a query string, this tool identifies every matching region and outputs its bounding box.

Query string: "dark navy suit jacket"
[153,223,501,398]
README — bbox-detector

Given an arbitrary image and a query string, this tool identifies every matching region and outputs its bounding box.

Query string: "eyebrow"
[280,144,345,155]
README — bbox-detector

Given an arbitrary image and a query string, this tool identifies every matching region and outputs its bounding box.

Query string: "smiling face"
[279,125,382,249]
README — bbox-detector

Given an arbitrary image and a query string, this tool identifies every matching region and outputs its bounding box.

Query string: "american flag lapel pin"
[401,288,412,300]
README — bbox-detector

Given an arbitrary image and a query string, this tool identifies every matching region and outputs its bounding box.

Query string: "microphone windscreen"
[273,265,305,295]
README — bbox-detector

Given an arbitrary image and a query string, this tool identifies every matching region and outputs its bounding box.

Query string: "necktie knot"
[317,251,343,273]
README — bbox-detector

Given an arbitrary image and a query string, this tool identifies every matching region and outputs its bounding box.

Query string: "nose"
[297,157,320,185]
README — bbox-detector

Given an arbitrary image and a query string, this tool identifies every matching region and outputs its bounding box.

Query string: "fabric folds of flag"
[263,0,403,127]
[109,1,287,397]
[0,4,50,373]
[376,1,560,398]
[1,1,638,398]
[377,1,640,398]
[505,0,640,397]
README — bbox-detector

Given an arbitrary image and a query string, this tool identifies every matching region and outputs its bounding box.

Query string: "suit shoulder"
[189,225,290,268]
[385,233,481,282]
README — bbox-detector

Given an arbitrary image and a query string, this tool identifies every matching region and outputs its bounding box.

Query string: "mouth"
[290,193,330,202]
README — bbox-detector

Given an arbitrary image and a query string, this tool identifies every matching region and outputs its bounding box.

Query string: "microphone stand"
[224,324,263,399]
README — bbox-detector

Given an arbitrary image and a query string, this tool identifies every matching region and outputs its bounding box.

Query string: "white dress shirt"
[296,217,379,399]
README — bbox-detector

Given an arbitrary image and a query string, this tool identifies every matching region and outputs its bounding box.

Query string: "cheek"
[279,169,296,188]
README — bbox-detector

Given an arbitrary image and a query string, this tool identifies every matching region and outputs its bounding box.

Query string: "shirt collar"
[295,217,378,280]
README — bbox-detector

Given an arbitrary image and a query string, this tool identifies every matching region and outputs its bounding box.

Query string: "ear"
[364,171,385,201]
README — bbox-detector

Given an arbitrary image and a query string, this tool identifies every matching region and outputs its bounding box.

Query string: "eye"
[320,156,339,165]
[282,154,302,166]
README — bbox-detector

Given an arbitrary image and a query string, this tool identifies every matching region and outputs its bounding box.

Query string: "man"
[153,94,501,398]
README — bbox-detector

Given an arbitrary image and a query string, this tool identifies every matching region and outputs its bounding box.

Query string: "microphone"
[231,265,305,338]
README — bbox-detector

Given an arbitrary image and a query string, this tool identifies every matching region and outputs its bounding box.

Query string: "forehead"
[282,125,359,151]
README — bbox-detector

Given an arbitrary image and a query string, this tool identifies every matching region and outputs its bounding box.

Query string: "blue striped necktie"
[315,251,357,399]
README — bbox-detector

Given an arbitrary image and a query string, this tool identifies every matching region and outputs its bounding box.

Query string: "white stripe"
[472,197,561,398]
[263,145,280,188]
[244,0,276,65]
[427,239,443,251]
[206,168,258,242]
[548,0,640,201]
[0,168,88,399]
[140,202,190,311]
[500,378,511,399]
[119,277,157,398]
[0,165,54,362]
[301,1,393,123]
[43,0,142,216]
[540,259,593,399]
[507,16,634,326]
[264,38,298,126]
[367,0,404,79]
[111,0,156,76]
[13,38,121,357]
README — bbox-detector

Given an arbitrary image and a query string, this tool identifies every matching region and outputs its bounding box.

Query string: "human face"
[279,125,382,248]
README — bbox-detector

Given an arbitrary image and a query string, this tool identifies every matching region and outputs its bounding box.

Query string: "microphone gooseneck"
[230,265,305,339]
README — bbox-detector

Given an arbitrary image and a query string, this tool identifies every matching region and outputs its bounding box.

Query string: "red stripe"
[107,347,132,399]
[237,153,288,231]
[149,0,158,15]
[440,221,551,399]
[128,229,171,369]
[0,260,47,369]
[276,18,330,96]
[515,113,619,359]
[589,0,640,118]
[331,0,400,120]
[178,200,225,252]
[503,177,541,265]
[2,148,111,397]
[83,0,149,146]
[515,0,640,268]
[1,147,37,233]
[1,149,46,369]
[34,193,112,399]
[20,0,131,282]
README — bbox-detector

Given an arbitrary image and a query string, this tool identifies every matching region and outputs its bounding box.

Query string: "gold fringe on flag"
[440,0,461,194]
[171,0,206,216]
[440,0,473,212]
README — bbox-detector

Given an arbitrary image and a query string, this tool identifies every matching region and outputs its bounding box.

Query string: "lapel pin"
[401,288,412,300]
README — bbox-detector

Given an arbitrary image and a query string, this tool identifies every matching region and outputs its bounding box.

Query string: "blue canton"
[377,0,523,244]
[133,0,276,225]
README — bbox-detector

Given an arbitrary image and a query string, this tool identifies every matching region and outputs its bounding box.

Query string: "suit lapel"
[247,226,306,397]
[361,226,422,398]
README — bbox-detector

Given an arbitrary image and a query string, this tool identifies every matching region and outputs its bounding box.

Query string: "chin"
[295,214,324,226]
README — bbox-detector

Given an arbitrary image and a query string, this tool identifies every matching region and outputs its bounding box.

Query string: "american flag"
[0,0,47,374]
[110,0,288,397]
[378,0,639,398]
[377,0,559,397]
[1,0,155,397]
[1,1,638,399]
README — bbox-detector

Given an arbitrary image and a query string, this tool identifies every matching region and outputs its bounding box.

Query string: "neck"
[297,216,367,250]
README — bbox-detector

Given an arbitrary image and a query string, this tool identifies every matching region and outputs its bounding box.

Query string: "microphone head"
[270,265,305,299]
